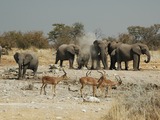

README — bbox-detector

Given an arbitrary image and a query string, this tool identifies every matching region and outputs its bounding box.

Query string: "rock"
[83,96,100,103]
[56,116,63,120]
[21,84,34,90]
[82,109,86,112]
[68,85,79,92]
[49,64,60,69]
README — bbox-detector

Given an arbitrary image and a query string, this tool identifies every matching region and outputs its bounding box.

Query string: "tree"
[48,22,84,49]
[127,24,160,49]
[118,33,133,44]
[127,24,160,41]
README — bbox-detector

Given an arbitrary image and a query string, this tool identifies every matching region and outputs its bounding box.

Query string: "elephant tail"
[115,74,122,85]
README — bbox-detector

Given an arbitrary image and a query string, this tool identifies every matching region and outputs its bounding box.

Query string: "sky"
[0,0,160,38]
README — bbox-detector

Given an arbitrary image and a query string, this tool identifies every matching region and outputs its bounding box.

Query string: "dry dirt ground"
[0,49,160,120]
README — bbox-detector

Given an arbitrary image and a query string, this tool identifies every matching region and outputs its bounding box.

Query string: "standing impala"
[40,69,69,97]
[97,71,122,97]
[79,70,99,98]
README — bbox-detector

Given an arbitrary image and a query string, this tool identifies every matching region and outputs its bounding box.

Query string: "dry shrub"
[104,83,160,120]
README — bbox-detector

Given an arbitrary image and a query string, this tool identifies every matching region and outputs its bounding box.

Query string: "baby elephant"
[77,52,90,69]
[14,52,39,80]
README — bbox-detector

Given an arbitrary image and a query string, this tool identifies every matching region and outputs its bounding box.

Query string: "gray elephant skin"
[90,40,109,70]
[77,50,90,69]
[116,43,151,71]
[55,44,80,69]
[0,46,2,63]
[108,41,122,70]
[14,52,39,79]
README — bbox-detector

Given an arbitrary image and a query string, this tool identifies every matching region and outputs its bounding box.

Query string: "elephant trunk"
[18,64,23,79]
[144,51,151,63]
[100,50,108,69]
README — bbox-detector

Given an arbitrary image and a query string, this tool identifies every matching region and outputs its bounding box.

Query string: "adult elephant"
[116,43,151,71]
[14,52,39,79]
[0,46,2,63]
[55,44,80,69]
[108,41,122,70]
[90,40,109,70]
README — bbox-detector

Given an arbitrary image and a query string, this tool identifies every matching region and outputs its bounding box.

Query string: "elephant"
[108,41,122,70]
[14,52,39,79]
[116,43,151,71]
[0,46,2,63]
[110,49,129,70]
[90,40,109,70]
[76,51,90,69]
[55,44,80,69]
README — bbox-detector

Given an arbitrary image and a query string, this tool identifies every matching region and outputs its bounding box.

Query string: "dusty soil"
[0,49,160,120]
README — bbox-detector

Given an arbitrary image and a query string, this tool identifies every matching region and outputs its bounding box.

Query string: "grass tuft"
[104,83,160,120]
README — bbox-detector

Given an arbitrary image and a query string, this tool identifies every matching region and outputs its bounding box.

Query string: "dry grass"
[103,82,160,120]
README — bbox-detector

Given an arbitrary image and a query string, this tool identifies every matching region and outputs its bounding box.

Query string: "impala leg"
[93,86,97,97]
[100,86,105,97]
[80,84,84,98]
[43,84,47,95]
[107,86,112,98]
[40,84,44,95]
[105,86,109,98]
[53,85,56,96]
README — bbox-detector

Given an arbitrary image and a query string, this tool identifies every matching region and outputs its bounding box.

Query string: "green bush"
[0,31,49,49]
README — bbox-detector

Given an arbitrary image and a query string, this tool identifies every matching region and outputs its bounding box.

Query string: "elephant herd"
[12,40,151,80]
[55,40,151,71]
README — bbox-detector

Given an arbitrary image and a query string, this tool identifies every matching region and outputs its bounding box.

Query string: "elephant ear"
[132,45,142,55]
[93,40,100,46]
[23,54,33,65]
[93,40,98,44]
[66,45,75,55]
[14,52,19,63]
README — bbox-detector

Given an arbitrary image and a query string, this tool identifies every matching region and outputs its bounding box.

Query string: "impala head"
[115,74,122,85]
[97,70,107,82]
[97,70,108,89]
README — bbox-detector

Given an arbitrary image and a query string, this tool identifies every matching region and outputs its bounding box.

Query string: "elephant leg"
[85,62,89,69]
[133,54,139,71]
[110,57,116,70]
[78,64,82,69]
[55,57,59,64]
[109,56,113,70]
[90,59,95,70]
[125,61,129,70]
[137,57,140,70]
[22,66,28,79]
[18,65,23,80]
[117,61,122,70]
[96,59,101,69]
[103,58,108,70]
[69,59,74,69]
[96,62,100,69]
[60,60,63,67]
